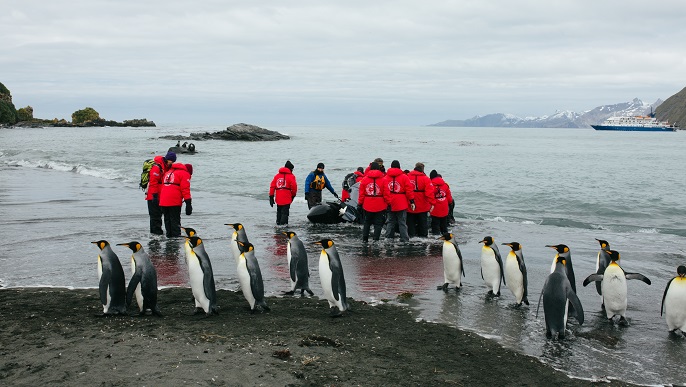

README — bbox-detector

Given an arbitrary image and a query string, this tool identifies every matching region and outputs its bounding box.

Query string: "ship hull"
[591,125,676,132]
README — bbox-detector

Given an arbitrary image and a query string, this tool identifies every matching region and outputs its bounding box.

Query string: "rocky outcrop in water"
[161,123,290,141]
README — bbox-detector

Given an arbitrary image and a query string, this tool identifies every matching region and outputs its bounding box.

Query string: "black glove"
[185,199,192,215]
[333,192,339,199]
[269,195,275,207]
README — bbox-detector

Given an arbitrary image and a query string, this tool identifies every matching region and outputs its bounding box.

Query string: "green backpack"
[139,159,161,190]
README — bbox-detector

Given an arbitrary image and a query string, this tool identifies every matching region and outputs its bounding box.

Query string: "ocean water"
[1,124,685,385]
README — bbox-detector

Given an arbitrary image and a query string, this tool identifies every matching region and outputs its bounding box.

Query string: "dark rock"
[160,123,289,142]
[9,118,156,128]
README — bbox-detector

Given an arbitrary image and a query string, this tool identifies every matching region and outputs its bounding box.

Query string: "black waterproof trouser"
[161,206,182,237]
[306,190,323,209]
[147,199,164,235]
[362,210,386,242]
[407,212,429,237]
[276,204,291,225]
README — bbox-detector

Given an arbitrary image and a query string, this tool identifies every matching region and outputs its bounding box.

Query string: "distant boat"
[592,109,678,132]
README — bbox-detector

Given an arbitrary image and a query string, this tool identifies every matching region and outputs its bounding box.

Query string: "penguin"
[661,265,686,335]
[479,236,504,297]
[225,223,249,264]
[537,255,584,339]
[595,238,612,297]
[236,241,270,312]
[314,238,348,317]
[546,244,578,318]
[283,231,314,296]
[91,240,127,316]
[436,232,464,292]
[502,242,529,306]
[183,236,219,315]
[582,249,651,325]
[117,241,162,316]
[181,227,197,238]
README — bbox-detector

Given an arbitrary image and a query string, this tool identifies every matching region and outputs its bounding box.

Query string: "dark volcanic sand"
[0,288,632,386]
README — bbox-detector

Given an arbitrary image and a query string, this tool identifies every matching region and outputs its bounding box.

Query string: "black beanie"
[391,160,400,169]
[285,160,294,171]
[317,162,325,169]
[370,162,380,171]
[429,169,438,179]
[356,166,364,173]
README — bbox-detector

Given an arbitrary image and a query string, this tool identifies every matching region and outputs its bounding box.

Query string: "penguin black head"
[556,255,567,265]
[677,265,686,277]
[282,231,297,239]
[91,240,110,250]
[313,239,335,249]
[503,242,521,251]
[546,244,569,254]
[237,241,254,253]
[116,241,142,252]
[480,236,494,246]
[438,233,453,241]
[181,227,197,237]
[187,236,203,248]
[607,250,620,262]
[595,238,610,249]
[225,223,243,231]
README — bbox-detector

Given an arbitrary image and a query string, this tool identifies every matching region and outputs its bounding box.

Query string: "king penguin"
[181,227,197,238]
[480,236,504,297]
[226,223,249,264]
[283,231,314,296]
[503,242,529,306]
[236,241,270,312]
[437,233,464,292]
[582,249,651,325]
[117,241,162,316]
[661,265,686,335]
[546,244,578,318]
[594,238,612,297]
[184,236,219,315]
[314,238,348,317]
[92,240,127,316]
[537,255,584,339]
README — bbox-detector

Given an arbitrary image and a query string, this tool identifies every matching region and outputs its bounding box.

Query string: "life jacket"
[310,174,326,190]
[140,159,162,190]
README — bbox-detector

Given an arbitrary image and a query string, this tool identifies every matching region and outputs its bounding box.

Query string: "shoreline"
[0,287,632,386]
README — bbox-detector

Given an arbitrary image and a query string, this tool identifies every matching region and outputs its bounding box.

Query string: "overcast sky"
[2,1,685,126]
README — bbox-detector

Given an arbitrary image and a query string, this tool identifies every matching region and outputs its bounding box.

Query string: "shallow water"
[1,125,685,384]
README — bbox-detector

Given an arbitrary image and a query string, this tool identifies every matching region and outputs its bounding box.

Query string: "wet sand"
[0,288,632,386]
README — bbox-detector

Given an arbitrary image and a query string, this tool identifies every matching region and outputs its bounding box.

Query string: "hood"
[365,169,384,179]
[385,167,404,177]
[278,167,293,174]
[153,155,166,165]
[171,162,188,172]
[431,176,446,185]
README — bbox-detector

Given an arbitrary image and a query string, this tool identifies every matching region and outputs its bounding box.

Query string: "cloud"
[2,0,686,125]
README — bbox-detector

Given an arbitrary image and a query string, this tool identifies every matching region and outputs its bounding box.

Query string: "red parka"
[407,170,436,213]
[269,167,298,205]
[358,169,389,213]
[382,168,415,211]
[429,176,453,217]
[145,155,167,200]
[159,163,192,207]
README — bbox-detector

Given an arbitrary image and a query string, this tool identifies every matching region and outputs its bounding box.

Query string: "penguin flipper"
[535,282,546,318]
[126,271,142,306]
[625,273,651,285]
[567,289,584,325]
[582,273,603,287]
[661,278,675,316]
[493,245,505,285]
[288,250,298,282]
[99,272,111,305]
[247,258,265,302]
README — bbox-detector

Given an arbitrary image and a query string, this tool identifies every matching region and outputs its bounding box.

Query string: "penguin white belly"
[237,258,256,309]
[230,234,241,264]
[187,253,210,312]
[318,252,341,309]
[287,242,296,291]
[664,280,686,331]
[504,256,524,303]
[601,269,627,319]
[131,257,143,311]
[442,243,462,286]
[97,258,111,313]
[481,248,501,293]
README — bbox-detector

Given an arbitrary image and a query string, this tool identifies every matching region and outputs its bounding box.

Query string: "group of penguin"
[438,234,686,339]
[91,223,349,318]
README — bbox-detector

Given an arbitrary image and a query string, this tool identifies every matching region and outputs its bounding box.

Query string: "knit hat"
[185,164,193,176]
[370,162,380,171]
[165,151,177,162]
[356,166,364,173]
[429,169,438,179]
[414,162,425,173]
[373,157,384,166]
[317,162,325,169]
[285,160,294,171]
[391,160,400,168]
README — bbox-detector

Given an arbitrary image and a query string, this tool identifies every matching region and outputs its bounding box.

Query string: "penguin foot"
[454,286,461,292]
[437,283,449,292]
[618,316,629,327]
[283,291,295,296]
[152,308,163,317]
[523,299,530,306]
[304,289,314,297]
[192,307,205,315]
[329,306,343,317]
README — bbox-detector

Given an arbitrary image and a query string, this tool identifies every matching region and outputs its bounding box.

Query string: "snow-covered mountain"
[429,98,662,128]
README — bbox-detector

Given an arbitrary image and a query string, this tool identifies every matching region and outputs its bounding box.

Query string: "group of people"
[145,151,193,238]
[268,158,455,242]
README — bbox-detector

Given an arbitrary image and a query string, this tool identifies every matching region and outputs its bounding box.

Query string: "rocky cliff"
[655,86,686,127]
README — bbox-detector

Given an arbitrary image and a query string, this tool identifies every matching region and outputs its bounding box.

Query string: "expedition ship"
[592,110,678,132]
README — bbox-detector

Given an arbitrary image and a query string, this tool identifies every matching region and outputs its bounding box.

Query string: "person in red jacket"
[358,162,389,242]
[145,151,175,235]
[407,162,436,238]
[429,170,453,235]
[382,160,415,241]
[340,167,364,203]
[159,162,192,238]
[269,160,297,225]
